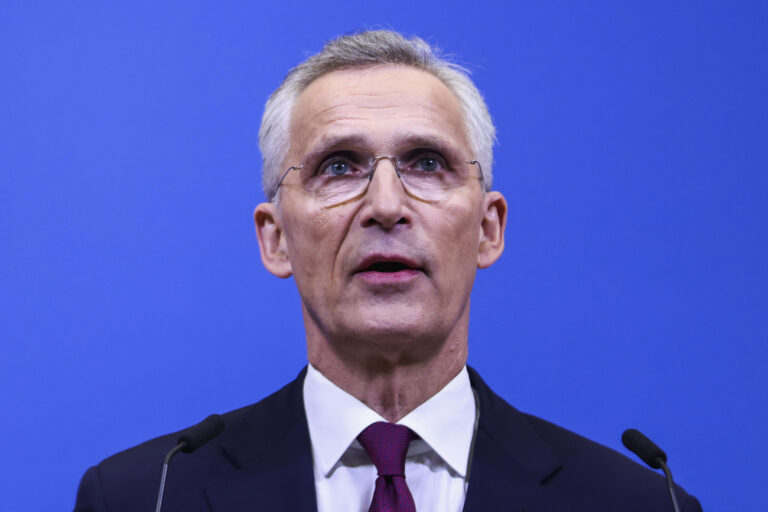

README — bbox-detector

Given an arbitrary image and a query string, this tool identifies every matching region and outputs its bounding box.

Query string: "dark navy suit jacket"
[75,367,702,511]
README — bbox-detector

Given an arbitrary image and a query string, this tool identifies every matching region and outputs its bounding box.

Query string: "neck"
[305,315,469,422]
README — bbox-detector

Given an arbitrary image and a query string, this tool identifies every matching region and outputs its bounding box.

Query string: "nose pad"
[367,156,404,192]
[360,156,410,228]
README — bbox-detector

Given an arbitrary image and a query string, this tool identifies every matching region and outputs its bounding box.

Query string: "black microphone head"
[178,414,225,453]
[622,428,667,469]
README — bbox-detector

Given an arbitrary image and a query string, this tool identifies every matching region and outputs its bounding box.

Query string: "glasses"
[271,149,485,206]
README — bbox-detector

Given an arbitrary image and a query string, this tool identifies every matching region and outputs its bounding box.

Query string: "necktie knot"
[357,422,416,477]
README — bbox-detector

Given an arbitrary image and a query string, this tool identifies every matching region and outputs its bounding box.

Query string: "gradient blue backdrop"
[2,1,766,510]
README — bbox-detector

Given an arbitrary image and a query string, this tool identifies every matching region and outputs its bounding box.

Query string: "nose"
[359,157,410,230]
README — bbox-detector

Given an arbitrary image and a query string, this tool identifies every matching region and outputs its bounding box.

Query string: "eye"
[325,160,351,176]
[406,151,448,173]
[313,150,369,178]
[416,157,441,172]
[317,157,357,177]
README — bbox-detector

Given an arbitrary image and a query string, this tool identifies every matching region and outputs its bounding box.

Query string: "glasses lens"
[310,173,368,204]
[290,156,479,205]
[400,157,474,198]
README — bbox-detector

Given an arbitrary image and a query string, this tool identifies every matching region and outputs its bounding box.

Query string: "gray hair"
[259,30,496,200]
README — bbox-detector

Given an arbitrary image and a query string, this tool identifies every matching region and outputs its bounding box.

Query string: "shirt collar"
[303,363,476,478]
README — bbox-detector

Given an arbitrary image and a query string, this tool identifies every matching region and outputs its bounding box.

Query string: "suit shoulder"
[467,368,700,510]
[75,371,306,512]
[520,412,701,510]
[95,370,303,471]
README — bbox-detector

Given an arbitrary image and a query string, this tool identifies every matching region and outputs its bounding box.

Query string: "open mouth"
[355,255,424,279]
[365,261,415,273]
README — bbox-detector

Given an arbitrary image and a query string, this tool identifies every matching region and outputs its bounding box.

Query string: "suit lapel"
[200,366,571,512]
[464,367,570,512]
[204,368,317,512]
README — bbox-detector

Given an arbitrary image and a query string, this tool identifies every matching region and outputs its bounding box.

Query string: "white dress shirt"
[303,363,477,512]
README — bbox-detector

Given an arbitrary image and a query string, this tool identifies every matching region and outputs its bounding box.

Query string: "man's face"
[255,65,506,361]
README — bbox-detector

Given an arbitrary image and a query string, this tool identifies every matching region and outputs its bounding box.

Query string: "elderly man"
[75,30,701,512]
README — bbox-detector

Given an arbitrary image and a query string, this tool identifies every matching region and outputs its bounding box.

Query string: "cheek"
[429,201,483,275]
[283,204,345,277]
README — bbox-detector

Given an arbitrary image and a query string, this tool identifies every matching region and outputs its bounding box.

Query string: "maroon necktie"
[357,422,418,512]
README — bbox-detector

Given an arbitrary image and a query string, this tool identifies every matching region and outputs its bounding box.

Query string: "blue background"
[1,1,766,510]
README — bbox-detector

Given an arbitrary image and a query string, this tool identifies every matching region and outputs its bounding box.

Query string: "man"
[75,30,701,511]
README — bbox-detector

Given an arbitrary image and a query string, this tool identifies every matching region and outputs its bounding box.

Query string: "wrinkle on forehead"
[288,65,471,162]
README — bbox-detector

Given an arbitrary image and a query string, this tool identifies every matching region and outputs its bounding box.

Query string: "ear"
[254,202,293,278]
[477,191,507,269]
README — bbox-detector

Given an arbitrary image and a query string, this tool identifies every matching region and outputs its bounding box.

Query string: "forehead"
[289,65,470,158]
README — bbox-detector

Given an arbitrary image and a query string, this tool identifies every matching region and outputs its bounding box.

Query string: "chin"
[336,314,447,355]
[344,303,429,334]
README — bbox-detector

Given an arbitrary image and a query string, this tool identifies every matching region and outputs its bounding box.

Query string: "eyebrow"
[303,132,465,161]
[393,133,460,156]
[305,134,371,159]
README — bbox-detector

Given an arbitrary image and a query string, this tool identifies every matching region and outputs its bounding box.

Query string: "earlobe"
[477,191,507,269]
[254,203,293,278]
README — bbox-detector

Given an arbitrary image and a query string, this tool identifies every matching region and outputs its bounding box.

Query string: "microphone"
[621,428,681,512]
[177,414,225,453]
[155,414,225,512]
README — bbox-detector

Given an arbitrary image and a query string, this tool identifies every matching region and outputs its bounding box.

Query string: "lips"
[353,254,426,285]
[354,254,424,275]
